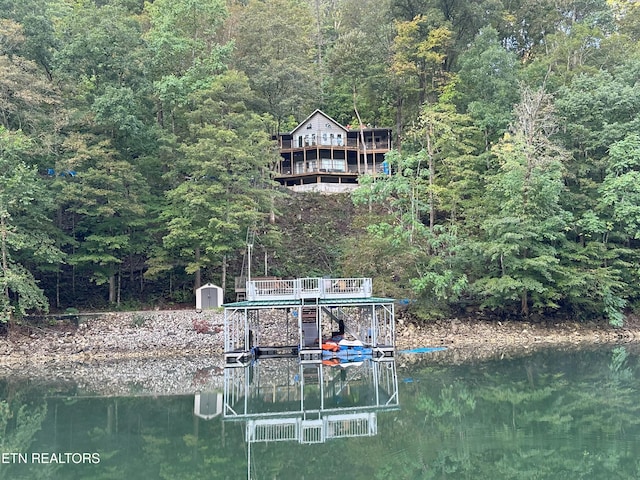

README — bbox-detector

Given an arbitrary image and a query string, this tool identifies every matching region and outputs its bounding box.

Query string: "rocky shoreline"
[2,310,639,366]
[1,310,639,395]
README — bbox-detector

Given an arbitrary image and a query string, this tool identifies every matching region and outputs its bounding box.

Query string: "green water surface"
[1,346,639,479]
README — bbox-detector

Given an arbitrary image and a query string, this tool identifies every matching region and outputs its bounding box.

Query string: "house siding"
[291,111,347,148]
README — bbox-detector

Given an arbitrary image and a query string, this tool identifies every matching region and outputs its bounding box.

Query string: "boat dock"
[223,277,395,364]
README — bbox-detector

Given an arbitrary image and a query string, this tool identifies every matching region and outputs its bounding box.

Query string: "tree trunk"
[0,215,8,302]
[313,0,324,88]
[353,88,368,174]
[71,214,76,295]
[270,193,276,224]
[109,275,116,304]
[221,254,227,301]
[56,268,60,309]
[129,252,134,284]
[395,95,403,152]
[156,101,164,128]
[425,123,435,232]
[194,245,202,291]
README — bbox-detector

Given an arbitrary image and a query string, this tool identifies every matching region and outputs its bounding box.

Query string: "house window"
[321,159,346,172]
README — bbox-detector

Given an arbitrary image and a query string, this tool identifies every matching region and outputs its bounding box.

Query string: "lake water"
[1,346,640,479]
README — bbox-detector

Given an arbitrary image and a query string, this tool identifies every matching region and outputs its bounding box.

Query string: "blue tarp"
[398,347,447,354]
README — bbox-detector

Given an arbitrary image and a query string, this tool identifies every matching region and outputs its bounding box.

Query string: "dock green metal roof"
[223,297,395,309]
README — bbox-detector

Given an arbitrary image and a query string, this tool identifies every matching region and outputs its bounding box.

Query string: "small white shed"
[194,391,223,420]
[195,284,223,311]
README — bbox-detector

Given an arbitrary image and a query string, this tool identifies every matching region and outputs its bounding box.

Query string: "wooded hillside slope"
[1,0,640,324]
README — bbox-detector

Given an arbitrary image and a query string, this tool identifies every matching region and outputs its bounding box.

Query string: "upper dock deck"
[245,277,372,302]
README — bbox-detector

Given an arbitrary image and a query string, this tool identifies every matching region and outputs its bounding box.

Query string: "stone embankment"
[2,310,639,366]
[0,310,225,364]
[0,310,638,395]
[395,315,640,365]
[0,311,228,396]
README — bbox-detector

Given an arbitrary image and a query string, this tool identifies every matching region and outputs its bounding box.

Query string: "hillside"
[1,0,639,326]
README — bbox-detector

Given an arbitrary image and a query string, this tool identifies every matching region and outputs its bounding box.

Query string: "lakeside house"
[273,110,392,193]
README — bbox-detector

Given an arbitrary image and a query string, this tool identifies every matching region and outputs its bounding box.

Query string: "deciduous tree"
[0,127,62,321]
[232,0,317,130]
[455,26,520,149]
[159,71,279,292]
[55,134,150,305]
[471,88,572,316]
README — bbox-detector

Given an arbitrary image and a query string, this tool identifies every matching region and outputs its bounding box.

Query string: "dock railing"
[246,277,372,301]
[245,413,376,444]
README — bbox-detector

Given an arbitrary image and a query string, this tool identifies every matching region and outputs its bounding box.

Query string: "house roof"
[290,109,347,135]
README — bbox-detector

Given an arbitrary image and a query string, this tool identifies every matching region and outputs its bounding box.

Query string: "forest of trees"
[1,0,639,324]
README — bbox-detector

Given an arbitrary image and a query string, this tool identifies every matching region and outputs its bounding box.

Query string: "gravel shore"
[1,310,638,396]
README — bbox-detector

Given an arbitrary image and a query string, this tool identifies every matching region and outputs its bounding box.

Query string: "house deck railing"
[276,162,388,177]
[279,139,390,150]
[246,277,372,301]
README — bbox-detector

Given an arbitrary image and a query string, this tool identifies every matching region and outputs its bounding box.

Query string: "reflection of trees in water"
[1,389,244,479]
[609,346,632,382]
[3,349,640,478]
[0,398,47,451]
[0,385,50,479]
[376,349,640,479]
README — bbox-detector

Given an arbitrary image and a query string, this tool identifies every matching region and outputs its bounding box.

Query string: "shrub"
[131,314,148,328]
[192,318,210,334]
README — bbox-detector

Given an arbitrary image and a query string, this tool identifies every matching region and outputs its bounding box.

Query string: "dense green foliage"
[1,0,639,323]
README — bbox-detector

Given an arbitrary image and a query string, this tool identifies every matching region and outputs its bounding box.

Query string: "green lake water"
[2,346,640,479]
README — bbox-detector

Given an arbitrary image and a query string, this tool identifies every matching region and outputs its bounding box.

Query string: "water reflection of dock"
[190,358,399,479]
[223,357,399,443]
